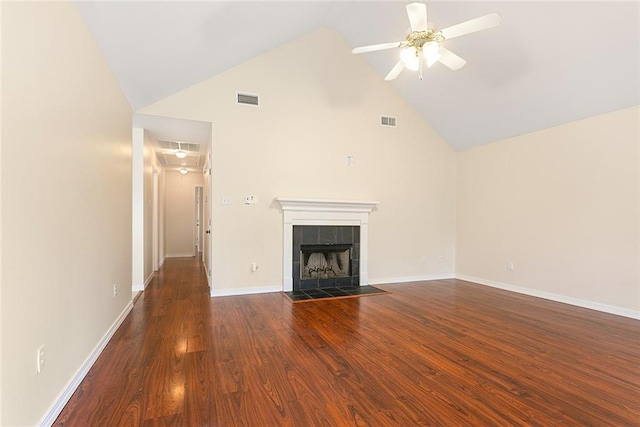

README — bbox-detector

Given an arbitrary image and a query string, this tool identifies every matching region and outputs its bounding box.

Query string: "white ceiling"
[77,1,639,151]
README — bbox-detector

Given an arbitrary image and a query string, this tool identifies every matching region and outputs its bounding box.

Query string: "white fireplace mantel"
[276,198,379,292]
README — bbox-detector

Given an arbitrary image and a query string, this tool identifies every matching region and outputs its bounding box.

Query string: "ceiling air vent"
[381,116,397,127]
[237,92,259,106]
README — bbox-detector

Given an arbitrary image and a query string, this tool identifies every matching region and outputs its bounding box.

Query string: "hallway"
[54,257,215,424]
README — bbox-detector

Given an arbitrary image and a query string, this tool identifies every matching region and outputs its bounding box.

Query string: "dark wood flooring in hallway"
[54,257,640,426]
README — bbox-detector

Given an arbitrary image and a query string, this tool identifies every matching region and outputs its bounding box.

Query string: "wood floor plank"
[54,257,640,426]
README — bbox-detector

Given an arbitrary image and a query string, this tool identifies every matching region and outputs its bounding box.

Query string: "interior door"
[195,186,203,253]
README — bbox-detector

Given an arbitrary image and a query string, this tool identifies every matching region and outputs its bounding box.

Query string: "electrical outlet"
[420,256,426,264]
[244,195,259,205]
[251,262,259,272]
[113,283,118,298]
[438,255,444,262]
[507,261,514,271]
[222,197,231,205]
[37,345,45,373]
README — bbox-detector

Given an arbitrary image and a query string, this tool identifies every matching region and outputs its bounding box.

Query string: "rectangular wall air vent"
[237,92,259,106]
[380,116,397,127]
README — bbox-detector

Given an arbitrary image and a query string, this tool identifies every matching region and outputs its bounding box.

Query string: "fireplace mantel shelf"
[276,198,379,213]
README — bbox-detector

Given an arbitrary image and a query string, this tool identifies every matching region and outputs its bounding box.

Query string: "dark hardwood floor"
[54,257,640,426]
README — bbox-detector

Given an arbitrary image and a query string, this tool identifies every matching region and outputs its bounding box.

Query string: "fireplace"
[293,225,359,290]
[276,198,379,292]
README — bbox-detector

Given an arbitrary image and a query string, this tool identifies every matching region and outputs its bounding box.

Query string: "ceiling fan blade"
[440,13,502,40]
[437,46,467,70]
[406,2,428,32]
[352,42,402,54]
[384,60,405,81]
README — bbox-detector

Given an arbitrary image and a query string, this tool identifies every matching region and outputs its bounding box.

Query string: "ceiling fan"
[352,2,502,81]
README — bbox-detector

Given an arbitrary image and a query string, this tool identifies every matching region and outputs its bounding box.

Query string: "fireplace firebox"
[301,244,351,279]
[293,225,359,290]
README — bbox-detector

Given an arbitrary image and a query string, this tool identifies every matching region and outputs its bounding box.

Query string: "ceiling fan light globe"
[175,149,187,159]
[423,42,441,67]
[400,47,420,71]
[179,168,188,175]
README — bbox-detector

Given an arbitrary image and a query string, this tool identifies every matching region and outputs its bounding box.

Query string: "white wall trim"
[165,253,195,258]
[159,255,166,268]
[456,274,640,320]
[211,285,281,297]
[144,272,154,288]
[369,274,455,285]
[38,300,134,426]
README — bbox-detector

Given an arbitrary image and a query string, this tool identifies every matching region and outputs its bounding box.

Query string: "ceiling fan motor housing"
[403,28,444,50]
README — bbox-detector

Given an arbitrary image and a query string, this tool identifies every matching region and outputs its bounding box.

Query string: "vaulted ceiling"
[77,1,639,151]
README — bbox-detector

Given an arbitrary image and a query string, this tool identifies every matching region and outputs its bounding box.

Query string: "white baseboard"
[369,273,455,286]
[211,285,281,297]
[144,272,154,288]
[456,274,640,320]
[38,300,134,426]
[166,253,194,258]
[159,255,166,268]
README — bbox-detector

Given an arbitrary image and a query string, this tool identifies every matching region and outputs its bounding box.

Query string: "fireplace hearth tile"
[303,289,329,296]
[284,286,387,302]
[293,261,300,276]
[301,226,319,245]
[318,227,338,244]
[293,226,302,248]
[337,226,353,244]
[300,279,319,290]
[352,243,360,262]
[322,288,350,296]
[287,292,314,301]
[352,262,360,276]
[318,278,337,288]
[335,277,352,287]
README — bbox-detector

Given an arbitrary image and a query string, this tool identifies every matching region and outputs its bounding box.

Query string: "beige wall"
[456,106,639,313]
[1,3,133,425]
[165,171,204,257]
[141,28,457,291]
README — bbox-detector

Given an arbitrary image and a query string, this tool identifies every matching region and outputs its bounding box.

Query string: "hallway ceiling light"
[175,141,187,158]
[179,168,188,175]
